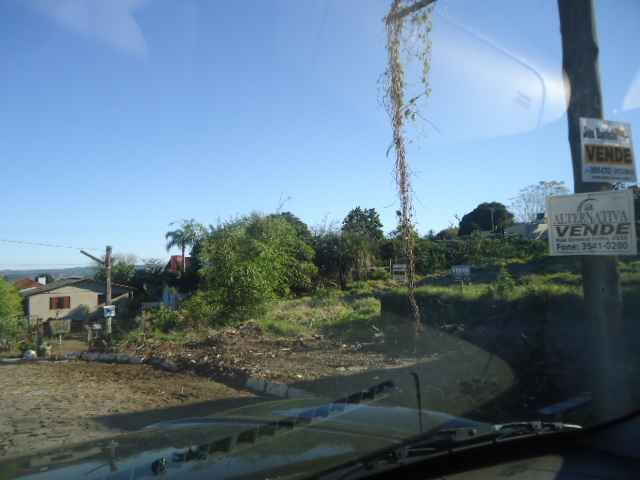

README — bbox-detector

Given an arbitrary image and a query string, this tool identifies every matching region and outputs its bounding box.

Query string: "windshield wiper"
[318,421,582,480]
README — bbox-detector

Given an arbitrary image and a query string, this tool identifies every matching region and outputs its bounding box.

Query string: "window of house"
[97,294,105,305]
[49,296,70,310]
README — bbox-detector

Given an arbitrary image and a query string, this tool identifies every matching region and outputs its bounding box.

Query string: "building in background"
[504,213,548,240]
[165,255,191,274]
[13,278,44,293]
[21,278,133,328]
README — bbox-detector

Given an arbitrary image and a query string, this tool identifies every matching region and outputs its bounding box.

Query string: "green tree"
[342,207,384,242]
[94,254,137,285]
[341,232,376,281]
[165,219,207,273]
[459,202,514,236]
[378,210,423,278]
[244,214,317,294]
[314,230,366,289]
[0,277,23,342]
[379,238,400,265]
[267,211,312,244]
[200,214,317,321]
[415,238,450,274]
[313,230,344,288]
[131,258,165,300]
[434,227,458,240]
[340,207,385,280]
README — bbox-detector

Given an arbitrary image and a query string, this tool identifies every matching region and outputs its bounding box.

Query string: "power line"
[0,263,94,267]
[0,238,101,251]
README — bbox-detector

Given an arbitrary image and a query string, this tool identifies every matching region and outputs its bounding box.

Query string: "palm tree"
[165,219,206,273]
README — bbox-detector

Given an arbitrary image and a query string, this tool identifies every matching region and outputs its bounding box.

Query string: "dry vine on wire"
[383,0,435,340]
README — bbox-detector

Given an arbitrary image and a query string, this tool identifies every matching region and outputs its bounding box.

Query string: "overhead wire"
[0,238,101,251]
[0,238,152,271]
[0,263,94,267]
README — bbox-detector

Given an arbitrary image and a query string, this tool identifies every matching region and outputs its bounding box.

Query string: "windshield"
[1,0,639,479]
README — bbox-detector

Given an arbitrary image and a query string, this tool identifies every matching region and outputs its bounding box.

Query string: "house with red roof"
[165,255,191,274]
[13,278,44,293]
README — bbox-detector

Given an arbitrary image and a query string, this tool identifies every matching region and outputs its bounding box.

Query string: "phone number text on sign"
[580,241,630,252]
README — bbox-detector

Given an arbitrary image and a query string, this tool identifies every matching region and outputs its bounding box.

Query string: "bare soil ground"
[122,321,580,425]
[1,323,421,461]
[0,361,253,459]
[124,321,420,384]
[1,321,583,461]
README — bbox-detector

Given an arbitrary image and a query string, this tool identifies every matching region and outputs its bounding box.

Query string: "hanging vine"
[383,0,435,339]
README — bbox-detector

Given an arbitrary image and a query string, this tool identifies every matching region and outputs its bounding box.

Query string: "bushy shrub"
[182,292,221,328]
[310,287,340,307]
[490,268,517,298]
[347,281,374,296]
[200,214,318,321]
[415,237,547,274]
[368,268,390,281]
[0,278,23,344]
[0,316,26,347]
[148,306,182,333]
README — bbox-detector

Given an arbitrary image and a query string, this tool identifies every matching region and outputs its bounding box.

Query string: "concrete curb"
[244,377,311,399]
[67,351,312,399]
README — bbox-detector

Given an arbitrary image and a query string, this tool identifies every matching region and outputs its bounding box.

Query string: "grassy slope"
[257,259,640,345]
[124,258,640,356]
[258,287,381,342]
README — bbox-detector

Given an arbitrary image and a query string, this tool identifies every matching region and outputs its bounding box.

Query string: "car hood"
[0,396,492,480]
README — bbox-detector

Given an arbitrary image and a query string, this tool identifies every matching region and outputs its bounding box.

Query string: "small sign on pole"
[546,190,637,256]
[103,305,116,318]
[451,265,471,281]
[392,263,408,283]
[580,118,636,183]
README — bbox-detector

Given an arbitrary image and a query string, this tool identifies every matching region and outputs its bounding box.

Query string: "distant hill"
[0,267,97,282]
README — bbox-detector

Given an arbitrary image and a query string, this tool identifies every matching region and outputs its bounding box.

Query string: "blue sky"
[1,0,639,269]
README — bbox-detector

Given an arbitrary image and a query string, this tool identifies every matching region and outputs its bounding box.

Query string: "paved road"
[0,361,254,459]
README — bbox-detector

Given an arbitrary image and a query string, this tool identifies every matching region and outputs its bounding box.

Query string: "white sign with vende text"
[546,190,637,256]
[580,118,636,183]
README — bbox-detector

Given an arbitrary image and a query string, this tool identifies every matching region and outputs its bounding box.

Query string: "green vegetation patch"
[258,288,381,343]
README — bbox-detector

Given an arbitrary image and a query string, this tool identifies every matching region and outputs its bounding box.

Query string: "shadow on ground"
[94,396,269,431]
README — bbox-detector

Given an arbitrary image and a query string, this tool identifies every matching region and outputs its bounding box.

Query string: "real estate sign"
[546,190,637,256]
[451,265,471,280]
[392,263,407,283]
[580,118,636,183]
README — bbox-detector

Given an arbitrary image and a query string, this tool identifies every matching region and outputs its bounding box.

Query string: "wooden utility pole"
[557,0,628,421]
[80,245,113,336]
[105,245,113,335]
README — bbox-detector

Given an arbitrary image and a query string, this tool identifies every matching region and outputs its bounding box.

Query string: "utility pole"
[557,0,628,421]
[105,246,112,336]
[489,207,495,233]
[80,245,113,337]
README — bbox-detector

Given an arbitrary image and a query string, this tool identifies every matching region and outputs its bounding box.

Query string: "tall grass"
[258,288,381,342]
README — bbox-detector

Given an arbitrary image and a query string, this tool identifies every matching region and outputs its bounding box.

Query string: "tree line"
[81,180,578,325]
[150,207,549,324]
[0,180,581,334]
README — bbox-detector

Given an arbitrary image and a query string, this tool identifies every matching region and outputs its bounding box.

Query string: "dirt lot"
[0,361,254,460]
[0,323,421,462]
[125,321,420,384]
[123,321,581,424]
[0,321,581,461]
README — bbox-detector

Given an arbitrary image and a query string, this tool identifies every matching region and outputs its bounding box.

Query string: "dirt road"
[0,361,254,460]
